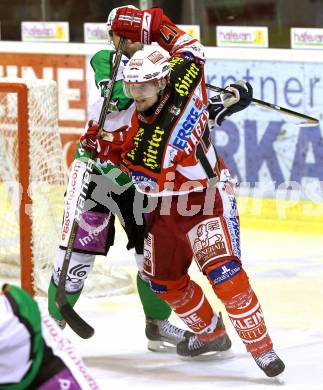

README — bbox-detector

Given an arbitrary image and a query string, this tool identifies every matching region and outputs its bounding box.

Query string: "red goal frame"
[0,83,34,296]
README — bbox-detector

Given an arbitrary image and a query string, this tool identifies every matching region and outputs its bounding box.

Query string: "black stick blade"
[59,303,95,339]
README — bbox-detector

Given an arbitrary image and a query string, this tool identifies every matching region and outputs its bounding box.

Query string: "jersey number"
[160,24,178,45]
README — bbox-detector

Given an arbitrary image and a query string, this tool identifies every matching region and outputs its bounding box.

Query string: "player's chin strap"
[206,83,319,126]
[55,37,126,339]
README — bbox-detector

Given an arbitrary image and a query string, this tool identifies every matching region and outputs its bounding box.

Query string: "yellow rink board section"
[237,196,323,234]
[1,179,322,235]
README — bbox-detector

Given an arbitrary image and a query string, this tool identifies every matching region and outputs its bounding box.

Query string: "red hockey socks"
[206,262,273,356]
[152,274,218,333]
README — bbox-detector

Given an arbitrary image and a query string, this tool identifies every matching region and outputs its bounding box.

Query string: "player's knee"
[149,279,169,295]
[205,260,250,302]
[147,274,190,303]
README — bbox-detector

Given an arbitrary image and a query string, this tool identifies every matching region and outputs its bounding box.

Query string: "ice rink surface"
[63,227,323,390]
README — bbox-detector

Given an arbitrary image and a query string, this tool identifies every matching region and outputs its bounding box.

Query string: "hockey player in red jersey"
[109,6,285,377]
[47,5,194,353]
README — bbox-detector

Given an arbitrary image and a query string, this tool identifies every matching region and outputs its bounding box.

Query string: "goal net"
[0,78,133,297]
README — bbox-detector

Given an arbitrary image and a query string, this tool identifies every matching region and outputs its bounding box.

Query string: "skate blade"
[268,373,285,384]
[178,349,234,361]
[147,340,177,353]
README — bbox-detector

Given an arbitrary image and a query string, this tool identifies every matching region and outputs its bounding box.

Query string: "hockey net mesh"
[0,78,133,297]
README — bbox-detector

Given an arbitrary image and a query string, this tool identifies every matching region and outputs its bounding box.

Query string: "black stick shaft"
[98,38,126,130]
[55,37,126,339]
[206,83,319,125]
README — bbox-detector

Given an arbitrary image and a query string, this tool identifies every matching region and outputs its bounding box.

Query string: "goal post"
[0,78,66,295]
[0,78,134,297]
[2,82,33,295]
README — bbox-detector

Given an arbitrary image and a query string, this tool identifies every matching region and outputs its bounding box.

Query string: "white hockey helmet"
[106,5,138,40]
[123,48,171,99]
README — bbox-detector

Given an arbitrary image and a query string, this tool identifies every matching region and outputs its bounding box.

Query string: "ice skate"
[253,349,285,377]
[146,317,194,352]
[176,313,232,359]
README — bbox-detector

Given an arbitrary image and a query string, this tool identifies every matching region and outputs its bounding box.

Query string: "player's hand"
[80,120,128,155]
[112,7,163,44]
[80,120,101,152]
[208,80,253,126]
[222,80,253,109]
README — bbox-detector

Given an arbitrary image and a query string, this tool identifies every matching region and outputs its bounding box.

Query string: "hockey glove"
[208,80,253,126]
[114,186,147,254]
[112,7,163,44]
[80,120,127,156]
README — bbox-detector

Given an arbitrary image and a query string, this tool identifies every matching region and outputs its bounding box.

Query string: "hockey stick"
[55,37,126,339]
[206,83,319,126]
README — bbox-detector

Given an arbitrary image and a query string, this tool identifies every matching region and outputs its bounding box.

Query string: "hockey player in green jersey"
[47,5,192,351]
[0,284,98,389]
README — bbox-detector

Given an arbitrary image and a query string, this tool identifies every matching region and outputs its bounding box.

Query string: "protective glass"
[123,80,159,100]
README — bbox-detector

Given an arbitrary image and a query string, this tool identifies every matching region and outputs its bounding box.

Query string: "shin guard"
[150,275,218,334]
[206,262,273,356]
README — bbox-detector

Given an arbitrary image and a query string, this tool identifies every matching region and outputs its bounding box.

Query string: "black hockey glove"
[208,80,253,126]
[116,186,147,254]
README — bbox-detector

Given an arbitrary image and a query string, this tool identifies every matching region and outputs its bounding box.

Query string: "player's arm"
[2,285,99,389]
[112,7,205,61]
[1,284,44,388]
[90,50,133,111]
[208,80,253,127]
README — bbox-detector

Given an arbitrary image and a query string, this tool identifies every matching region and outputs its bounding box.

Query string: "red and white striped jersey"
[121,15,226,195]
